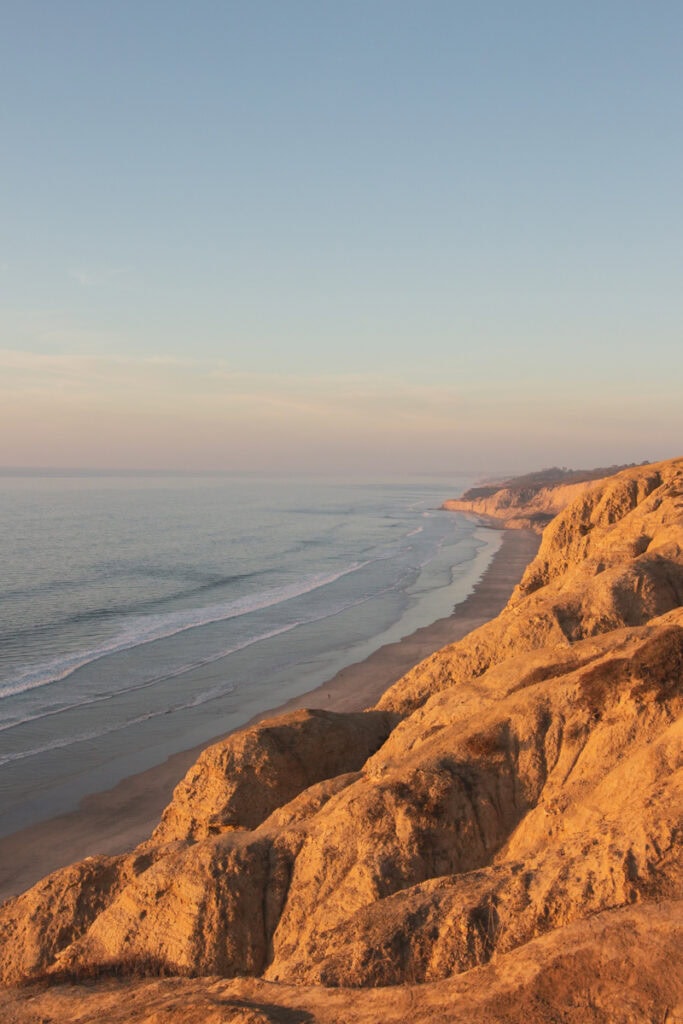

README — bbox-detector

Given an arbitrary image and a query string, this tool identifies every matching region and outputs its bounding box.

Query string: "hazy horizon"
[0,459,657,486]
[3,2,682,474]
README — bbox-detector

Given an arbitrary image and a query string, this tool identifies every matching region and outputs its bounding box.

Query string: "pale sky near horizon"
[2,1,682,476]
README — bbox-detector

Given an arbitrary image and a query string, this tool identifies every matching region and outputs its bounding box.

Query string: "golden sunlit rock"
[2,458,682,1021]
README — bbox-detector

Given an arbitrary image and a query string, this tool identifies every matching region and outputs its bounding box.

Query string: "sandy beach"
[0,526,539,904]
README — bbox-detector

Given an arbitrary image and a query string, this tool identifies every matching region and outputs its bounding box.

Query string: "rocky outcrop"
[0,846,173,986]
[0,709,397,986]
[273,613,683,985]
[442,477,608,532]
[440,465,643,532]
[1,458,682,1023]
[151,708,398,844]
[378,459,683,714]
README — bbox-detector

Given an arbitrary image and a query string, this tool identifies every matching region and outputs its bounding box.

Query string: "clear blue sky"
[2,1,682,474]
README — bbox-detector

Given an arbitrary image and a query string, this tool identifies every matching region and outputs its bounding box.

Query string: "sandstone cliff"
[440,464,641,532]
[1,459,682,1023]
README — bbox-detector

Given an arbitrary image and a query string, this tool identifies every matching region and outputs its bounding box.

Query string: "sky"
[2,0,682,475]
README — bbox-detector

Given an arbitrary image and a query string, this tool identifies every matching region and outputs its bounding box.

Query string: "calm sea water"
[0,473,499,835]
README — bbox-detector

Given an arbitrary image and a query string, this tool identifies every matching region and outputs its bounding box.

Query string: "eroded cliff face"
[1,459,682,1023]
[441,477,610,531]
[378,460,683,714]
[151,708,399,844]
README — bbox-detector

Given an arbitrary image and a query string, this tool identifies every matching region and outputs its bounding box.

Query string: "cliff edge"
[1,458,682,1024]
[442,463,642,531]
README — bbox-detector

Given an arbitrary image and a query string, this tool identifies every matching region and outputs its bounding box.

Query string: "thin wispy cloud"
[0,350,472,439]
[2,350,677,426]
[1,347,675,472]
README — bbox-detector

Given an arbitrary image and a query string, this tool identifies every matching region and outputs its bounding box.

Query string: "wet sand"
[0,526,539,903]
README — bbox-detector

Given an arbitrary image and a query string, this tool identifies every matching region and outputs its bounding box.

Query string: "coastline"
[0,526,539,904]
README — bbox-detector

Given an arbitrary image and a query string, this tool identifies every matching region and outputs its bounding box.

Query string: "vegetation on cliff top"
[460,462,645,502]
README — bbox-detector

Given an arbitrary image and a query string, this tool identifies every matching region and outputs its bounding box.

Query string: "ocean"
[0,473,499,836]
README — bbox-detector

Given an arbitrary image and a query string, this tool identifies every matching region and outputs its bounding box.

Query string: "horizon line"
[0,466,480,479]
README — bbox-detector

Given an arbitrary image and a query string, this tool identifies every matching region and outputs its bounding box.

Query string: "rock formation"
[442,477,606,531]
[1,458,682,1022]
[440,463,643,531]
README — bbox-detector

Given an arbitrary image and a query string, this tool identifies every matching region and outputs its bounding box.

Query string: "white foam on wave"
[0,679,237,769]
[0,561,424,755]
[0,545,496,772]
[0,562,374,702]
[0,622,297,736]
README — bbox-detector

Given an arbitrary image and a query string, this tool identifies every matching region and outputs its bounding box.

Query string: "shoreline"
[0,526,539,904]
